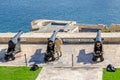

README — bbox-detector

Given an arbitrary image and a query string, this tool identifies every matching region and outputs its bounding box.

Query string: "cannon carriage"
[4,31,23,61]
[92,30,104,62]
[44,31,58,62]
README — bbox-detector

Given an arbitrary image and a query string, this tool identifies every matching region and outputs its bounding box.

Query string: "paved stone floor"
[36,67,102,80]
[0,44,120,80]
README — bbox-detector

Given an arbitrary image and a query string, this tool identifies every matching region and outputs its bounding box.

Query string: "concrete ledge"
[31,19,76,31]
[0,32,120,43]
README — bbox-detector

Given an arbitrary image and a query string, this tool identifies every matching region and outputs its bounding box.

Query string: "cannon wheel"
[100,57,104,62]
[4,55,10,61]
[11,56,15,60]
[44,53,56,63]
[92,56,97,62]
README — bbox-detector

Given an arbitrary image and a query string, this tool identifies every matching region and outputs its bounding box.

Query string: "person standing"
[55,37,63,57]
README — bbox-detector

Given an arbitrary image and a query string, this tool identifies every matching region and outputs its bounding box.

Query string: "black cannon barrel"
[49,31,58,42]
[95,30,102,42]
[11,30,23,44]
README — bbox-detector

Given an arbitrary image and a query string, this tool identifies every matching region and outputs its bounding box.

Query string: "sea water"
[0,0,120,32]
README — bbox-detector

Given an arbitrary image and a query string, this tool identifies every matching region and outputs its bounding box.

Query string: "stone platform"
[0,44,120,80]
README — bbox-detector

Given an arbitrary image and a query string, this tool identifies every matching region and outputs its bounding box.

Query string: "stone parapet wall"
[0,32,120,43]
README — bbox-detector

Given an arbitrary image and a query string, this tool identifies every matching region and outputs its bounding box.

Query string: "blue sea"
[0,0,120,32]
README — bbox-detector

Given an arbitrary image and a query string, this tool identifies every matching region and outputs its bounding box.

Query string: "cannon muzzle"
[11,31,23,44]
[49,31,58,42]
[95,30,102,42]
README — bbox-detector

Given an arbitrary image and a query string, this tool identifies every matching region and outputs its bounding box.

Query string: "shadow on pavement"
[77,49,96,64]
[29,49,45,64]
[0,48,7,62]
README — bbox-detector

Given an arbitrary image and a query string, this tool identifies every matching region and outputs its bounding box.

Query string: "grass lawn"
[0,66,42,80]
[103,68,120,80]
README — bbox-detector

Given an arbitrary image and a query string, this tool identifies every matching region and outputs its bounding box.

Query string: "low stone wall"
[75,24,109,32]
[109,24,120,32]
[0,32,120,44]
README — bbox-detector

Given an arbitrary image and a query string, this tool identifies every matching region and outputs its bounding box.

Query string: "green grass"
[103,68,120,80]
[0,66,42,80]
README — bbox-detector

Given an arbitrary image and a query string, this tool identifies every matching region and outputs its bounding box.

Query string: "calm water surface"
[0,0,120,32]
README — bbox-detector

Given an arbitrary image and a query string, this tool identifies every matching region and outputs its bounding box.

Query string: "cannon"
[92,30,104,62]
[44,31,58,62]
[4,31,23,61]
